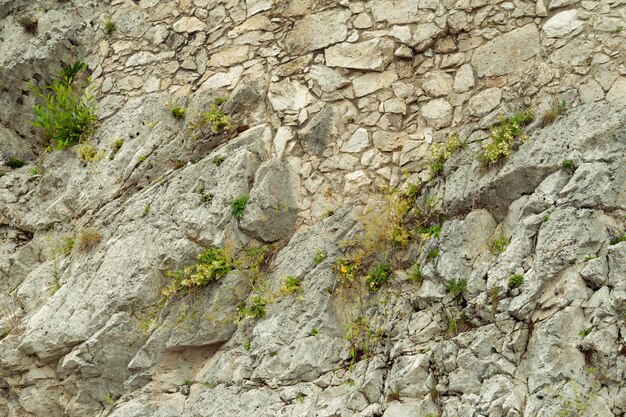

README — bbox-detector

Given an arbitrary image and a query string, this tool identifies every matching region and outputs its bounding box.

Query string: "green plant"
[104,392,114,405]
[365,262,392,291]
[213,155,224,166]
[408,264,422,284]
[579,328,592,339]
[6,157,25,169]
[29,166,41,175]
[170,105,186,120]
[188,99,231,137]
[427,134,465,178]
[445,278,467,303]
[141,204,151,218]
[162,247,234,297]
[32,61,96,150]
[583,253,597,261]
[425,240,440,262]
[477,110,534,166]
[238,295,267,320]
[77,143,103,163]
[508,274,524,289]
[490,287,499,316]
[137,155,147,164]
[182,379,192,386]
[60,236,75,256]
[608,227,626,245]
[542,214,550,223]
[104,21,116,34]
[489,236,509,256]
[561,159,575,170]
[282,275,302,294]
[243,340,251,350]
[77,229,102,252]
[541,100,566,127]
[310,328,319,336]
[110,138,124,159]
[231,194,249,220]
[313,248,327,265]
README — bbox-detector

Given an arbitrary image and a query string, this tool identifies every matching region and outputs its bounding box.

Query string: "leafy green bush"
[238,295,266,320]
[32,61,97,150]
[365,262,393,291]
[231,195,249,220]
[104,21,116,34]
[163,247,234,297]
[282,275,302,294]
[188,99,231,138]
[478,110,534,166]
[489,236,509,256]
[427,134,465,178]
[508,274,524,289]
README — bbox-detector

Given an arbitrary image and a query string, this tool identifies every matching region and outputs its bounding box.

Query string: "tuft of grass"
[282,275,302,295]
[32,61,96,150]
[109,138,124,159]
[60,236,75,256]
[141,204,151,218]
[313,248,327,265]
[477,110,534,166]
[310,328,319,336]
[579,328,592,339]
[6,157,26,169]
[583,253,597,261]
[188,99,231,138]
[561,159,575,171]
[170,105,186,120]
[445,277,467,297]
[231,194,249,220]
[365,262,393,291]
[608,227,626,245]
[243,340,251,350]
[104,21,116,34]
[213,155,224,166]
[427,134,465,178]
[508,274,524,289]
[76,229,102,252]
[77,143,103,163]
[541,100,566,127]
[408,264,422,285]
[489,236,509,256]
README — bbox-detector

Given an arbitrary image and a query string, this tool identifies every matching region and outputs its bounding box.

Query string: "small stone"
[344,170,372,192]
[454,64,475,93]
[274,127,294,158]
[325,38,395,72]
[353,13,373,29]
[283,10,350,54]
[606,77,626,106]
[383,98,407,115]
[543,10,583,38]
[421,99,453,129]
[578,79,604,103]
[422,71,454,97]
[352,70,399,97]
[173,16,207,33]
[467,88,502,116]
[309,65,349,93]
[268,79,315,112]
[395,45,413,59]
[372,131,406,152]
[207,46,250,67]
[340,128,370,153]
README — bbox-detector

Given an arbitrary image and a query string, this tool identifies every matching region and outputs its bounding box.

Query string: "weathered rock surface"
[1,0,626,416]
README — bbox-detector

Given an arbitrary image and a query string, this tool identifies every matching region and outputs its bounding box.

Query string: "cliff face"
[0,0,625,416]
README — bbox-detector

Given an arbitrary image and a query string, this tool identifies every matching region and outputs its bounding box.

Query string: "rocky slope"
[0,0,625,416]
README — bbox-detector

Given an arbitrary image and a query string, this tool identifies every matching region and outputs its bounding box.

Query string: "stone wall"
[0,0,625,416]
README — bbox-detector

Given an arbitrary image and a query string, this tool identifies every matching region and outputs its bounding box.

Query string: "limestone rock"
[325,38,395,72]
[173,16,207,33]
[471,24,541,77]
[467,88,501,116]
[421,99,453,129]
[283,10,350,54]
[268,79,314,112]
[353,70,399,97]
[543,10,583,38]
[422,71,454,97]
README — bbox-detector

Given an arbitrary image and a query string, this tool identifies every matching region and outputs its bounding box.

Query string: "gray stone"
[309,65,350,93]
[421,99,453,129]
[241,158,301,242]
[371,0,419,24]
[173,16,207,33]
[471,24,541,77]
[341,128,370,153]
[606,77,626,106]
[467,88,502,116]
[283,10,350,54]
[422,71,453,97]
[454,64,475,93]
[299,105,336,155]
[353,70,399,97]
[543,10,583,38]
[268,79,314,112]
[325,38,395,72]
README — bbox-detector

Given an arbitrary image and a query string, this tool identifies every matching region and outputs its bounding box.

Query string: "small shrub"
[77,229,102,252]
[489,236,509,256]
[29,166,41,175]
[77,143,103,163]
[579,328,592,339]
[32,61,97,150]
[170,105,186,120]
[608,227,626,245]
[540,100,566,127]
[238,295,267,320]
[310,328,319,336]
[282,275,302,294]
[365,262,392,291]
[508,274,524,289]
[243,340,251,350]
[477,110,534,166]
[213,155,224,166]
[427,134,465,178]
[445,277,467,297]
[561,159,575,171]
[313,248,327,265]
[6,157,26,169]
[231,195,249,220]
[163,247,234,297]
[60,236,75,256]
[104,21,116,34]
[188,100,231,137]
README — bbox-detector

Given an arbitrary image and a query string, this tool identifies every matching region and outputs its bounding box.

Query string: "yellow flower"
[340,265,348,274]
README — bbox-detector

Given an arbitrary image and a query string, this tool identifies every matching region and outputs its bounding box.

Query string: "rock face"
[1,1,626,417]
